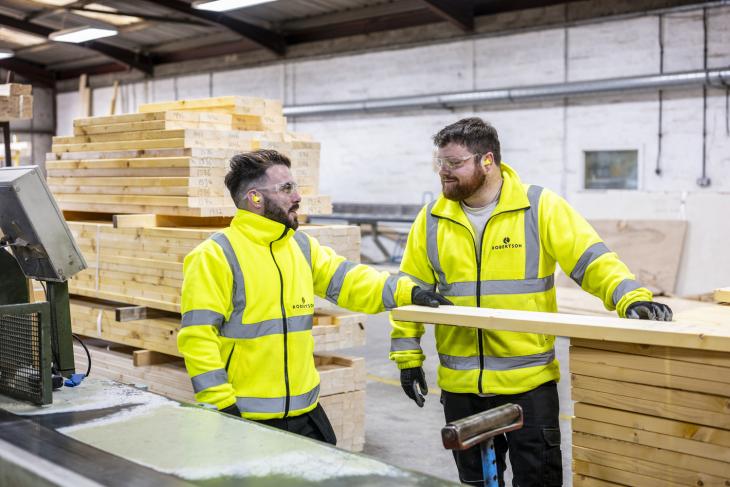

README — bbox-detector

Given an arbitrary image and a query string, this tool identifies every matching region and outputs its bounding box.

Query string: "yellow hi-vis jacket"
[390,162,652,395]
[179,209,416,420]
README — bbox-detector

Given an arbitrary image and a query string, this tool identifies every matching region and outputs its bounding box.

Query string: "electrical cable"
[72,334,91,377]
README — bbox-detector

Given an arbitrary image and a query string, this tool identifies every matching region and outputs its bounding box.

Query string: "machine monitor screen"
[0,166,86,282]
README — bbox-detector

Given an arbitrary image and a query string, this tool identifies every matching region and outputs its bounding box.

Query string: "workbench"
[0,378,455,486]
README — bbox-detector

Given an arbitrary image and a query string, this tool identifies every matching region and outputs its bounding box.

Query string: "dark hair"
[225,149,291,203]
[433,117,501,165]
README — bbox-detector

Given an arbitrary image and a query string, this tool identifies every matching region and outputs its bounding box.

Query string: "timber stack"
[0,83,32,121]
[557,287,730,487]
[48,96,366,451]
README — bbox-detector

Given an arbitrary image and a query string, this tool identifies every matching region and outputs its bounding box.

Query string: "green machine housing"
[0,166,87,404]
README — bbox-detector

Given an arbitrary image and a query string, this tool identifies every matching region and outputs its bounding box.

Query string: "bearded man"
[179,149,449,444]
[389,118,672,486]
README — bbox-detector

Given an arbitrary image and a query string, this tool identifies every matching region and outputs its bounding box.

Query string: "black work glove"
[219,403,241,417]
[400,367,428,407]
[411,286,453,307]
[625,301,673,321]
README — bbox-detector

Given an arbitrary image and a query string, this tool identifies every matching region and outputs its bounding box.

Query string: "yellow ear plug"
[252,194,261,203]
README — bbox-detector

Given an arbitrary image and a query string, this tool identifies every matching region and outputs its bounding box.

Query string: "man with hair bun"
[179,149,450,444]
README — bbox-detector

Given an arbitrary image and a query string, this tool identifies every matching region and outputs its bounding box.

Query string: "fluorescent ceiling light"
[49,26,117,43]
[0,48,14,60]
[193,0,274,12]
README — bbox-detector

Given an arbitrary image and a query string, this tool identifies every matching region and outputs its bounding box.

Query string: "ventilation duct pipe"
[284,68,730,118]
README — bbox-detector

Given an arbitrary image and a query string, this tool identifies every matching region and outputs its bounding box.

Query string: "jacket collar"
[430,162,530,224]
[229,209,293,245]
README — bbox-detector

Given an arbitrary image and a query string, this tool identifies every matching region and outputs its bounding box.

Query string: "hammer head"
[441,403,524,451]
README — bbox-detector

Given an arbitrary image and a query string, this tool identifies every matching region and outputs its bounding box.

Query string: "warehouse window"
[584,150,638,190]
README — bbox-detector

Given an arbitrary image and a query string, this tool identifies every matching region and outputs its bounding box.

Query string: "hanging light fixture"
[192,0,274,12]
[49,26,117,43]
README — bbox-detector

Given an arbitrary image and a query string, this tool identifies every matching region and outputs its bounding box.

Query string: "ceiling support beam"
[421,0,474,31]
[149,0,285,56]
[0,13,153,74]
[0,58,55,87]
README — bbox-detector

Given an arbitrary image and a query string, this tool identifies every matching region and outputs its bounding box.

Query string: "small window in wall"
[584,150,638,190]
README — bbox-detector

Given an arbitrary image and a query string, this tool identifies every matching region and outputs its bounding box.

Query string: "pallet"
[72,339,366,451]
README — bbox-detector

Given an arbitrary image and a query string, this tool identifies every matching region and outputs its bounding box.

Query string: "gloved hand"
[412,286,453,307]
[400,367,428,407]
[219,403,241,417]
[625,301,673,321]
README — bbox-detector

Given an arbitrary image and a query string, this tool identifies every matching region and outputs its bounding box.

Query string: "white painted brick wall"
[53,5,730,294]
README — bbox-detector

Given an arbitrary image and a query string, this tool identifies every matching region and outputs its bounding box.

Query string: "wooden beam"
[391,304,730,352]
[421,0,474,31]
[149,0,285,56]
[0,13,153,74]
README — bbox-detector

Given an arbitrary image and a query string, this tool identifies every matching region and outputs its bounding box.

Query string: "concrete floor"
[341,312,573,486]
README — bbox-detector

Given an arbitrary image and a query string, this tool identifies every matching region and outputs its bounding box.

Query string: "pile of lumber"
[52,95,371,451]
[47,96,330,218]
[391,292,730,485]
[0,83,32,121]
[67,220,361,313]
[74,340,367,451]
[571,338,730,487]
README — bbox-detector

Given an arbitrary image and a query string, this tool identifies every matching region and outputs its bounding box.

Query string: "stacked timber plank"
[0,83,32,121]
[556,287,730,486]
[391,293,730,485]
[47,96,331,217]
[74,341,367,451]
[67,221,361,313]
[571,339,730,487]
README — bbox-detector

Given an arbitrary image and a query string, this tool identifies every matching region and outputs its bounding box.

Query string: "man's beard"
[263,198,300,230]
[441,165,487,201]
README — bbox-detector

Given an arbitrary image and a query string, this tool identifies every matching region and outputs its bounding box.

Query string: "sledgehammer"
[441,403,524,487]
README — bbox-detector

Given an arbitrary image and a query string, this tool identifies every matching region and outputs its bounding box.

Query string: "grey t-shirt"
[461,189,501,252]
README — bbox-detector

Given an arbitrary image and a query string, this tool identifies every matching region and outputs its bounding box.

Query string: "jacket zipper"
[270,234,290,417]
[224,344,236,371]
[437,205,528,394]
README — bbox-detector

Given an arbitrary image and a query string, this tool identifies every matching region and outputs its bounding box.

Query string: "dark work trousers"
[441,381,562,487]
[255,403,337,445]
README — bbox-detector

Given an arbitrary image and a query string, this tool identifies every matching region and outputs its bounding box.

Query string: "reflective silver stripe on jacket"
[439,349,556,371]
[220,314,313,339]
[425,201,448,285]
[181,309,225,328]
[211,232,246,328]
[424,191,552,297]
[382,275,400,309]
[390,337,422,352]
[612,279,642,306]
[524,185,543,279]
[191,368,228,393]
[236,384,320,414]
[438,275,554,297]
[570,242,610,287]
[325,260,358,304]
[399,271,435,291]
[293,231,312,268]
